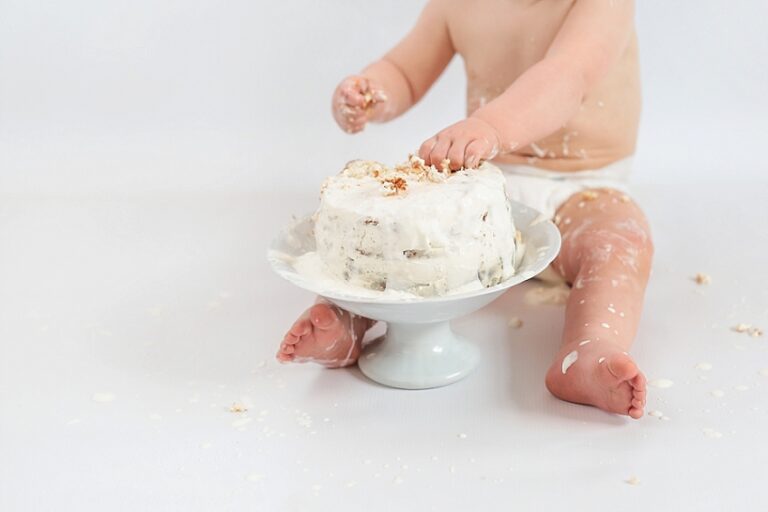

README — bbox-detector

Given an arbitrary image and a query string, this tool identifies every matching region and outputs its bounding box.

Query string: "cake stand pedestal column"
[357,321,479,390]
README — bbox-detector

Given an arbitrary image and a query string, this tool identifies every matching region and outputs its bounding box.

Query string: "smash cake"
[294,155,519,298]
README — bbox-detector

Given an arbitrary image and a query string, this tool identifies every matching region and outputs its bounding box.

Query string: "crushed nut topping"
[342,155,459,196]
[382,177,408,196]
[582,190,599,201]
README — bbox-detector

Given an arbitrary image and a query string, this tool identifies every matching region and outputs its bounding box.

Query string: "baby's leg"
[277,299,374,368]
[544,189,653,419]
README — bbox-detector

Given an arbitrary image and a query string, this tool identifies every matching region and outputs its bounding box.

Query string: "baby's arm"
[420,0,635,168]
[332,0,454,133]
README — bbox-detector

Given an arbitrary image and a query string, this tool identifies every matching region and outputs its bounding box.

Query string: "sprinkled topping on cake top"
[340,155,456,196]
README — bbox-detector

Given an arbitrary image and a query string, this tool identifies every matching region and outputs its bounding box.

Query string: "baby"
[277,0,651,419]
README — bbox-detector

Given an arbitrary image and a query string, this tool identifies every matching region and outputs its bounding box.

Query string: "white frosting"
[311,157,517,297]
[561,350,578,374]
[524,283,570,305]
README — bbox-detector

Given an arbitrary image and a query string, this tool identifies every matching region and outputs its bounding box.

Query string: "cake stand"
[268,201,561,390]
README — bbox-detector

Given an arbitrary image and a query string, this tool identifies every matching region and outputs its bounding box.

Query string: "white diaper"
[497,158,633,219]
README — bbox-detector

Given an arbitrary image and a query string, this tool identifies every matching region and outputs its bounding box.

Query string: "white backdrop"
[1,0,767,195]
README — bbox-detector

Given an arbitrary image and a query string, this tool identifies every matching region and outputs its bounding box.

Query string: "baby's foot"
[277,302,371,368]
[545,340,646,419]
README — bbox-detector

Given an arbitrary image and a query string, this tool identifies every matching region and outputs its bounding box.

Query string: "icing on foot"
[277,302,370,368]
[545,340,646,419]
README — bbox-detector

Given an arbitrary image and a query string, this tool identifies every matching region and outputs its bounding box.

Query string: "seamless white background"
[2,2,768,511]
[1,0,767,193]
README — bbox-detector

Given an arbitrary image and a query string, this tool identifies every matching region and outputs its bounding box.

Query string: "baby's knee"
[560,218,653,278]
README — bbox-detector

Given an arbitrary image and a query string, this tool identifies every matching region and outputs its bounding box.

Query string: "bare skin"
[279,0,651,419]
[544,188,652,419]
[277,299,372,368]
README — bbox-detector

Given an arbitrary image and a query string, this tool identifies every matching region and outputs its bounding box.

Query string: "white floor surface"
[1,183,767,511]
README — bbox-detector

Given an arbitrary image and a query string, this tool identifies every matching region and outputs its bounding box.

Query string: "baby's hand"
[418,118,501,170]
[331,76,387,134]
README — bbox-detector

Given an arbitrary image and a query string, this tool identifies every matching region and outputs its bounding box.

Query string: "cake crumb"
[525,283,571,305]
[648,378,674,389]
[731,324,763,337]
[703,428,723,439]
[625,476,640,486]
[232,417,252,428]
[693,273,711,285]
[229,403,248,413]
[92,392,115,403]
[507,316,523,329]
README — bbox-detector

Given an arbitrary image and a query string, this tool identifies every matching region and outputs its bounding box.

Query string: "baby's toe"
[628,406,644,419]
[283,333,301,346]
[276,349,294,363]
[289,318,312,337]
[309,303,341,331]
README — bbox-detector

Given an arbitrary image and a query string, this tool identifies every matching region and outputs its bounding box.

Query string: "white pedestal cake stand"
[268,201,561,390]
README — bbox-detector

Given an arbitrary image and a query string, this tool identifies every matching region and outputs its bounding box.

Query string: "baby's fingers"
[427,137,453,167]
[464,138,493,168]
[340,76,370,106]
[418,136,438,163]
[447,138,473,170]
[340,87,367,108]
